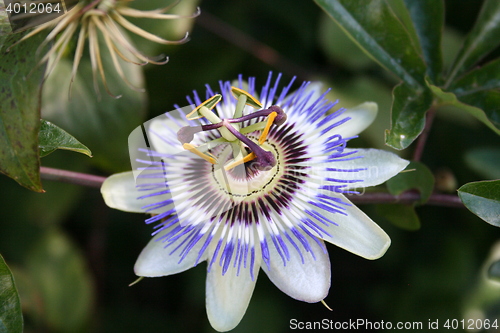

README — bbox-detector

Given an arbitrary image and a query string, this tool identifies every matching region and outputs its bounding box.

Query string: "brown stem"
[412,107,437,161]
[39,167,463,207]
[40,166,106,188]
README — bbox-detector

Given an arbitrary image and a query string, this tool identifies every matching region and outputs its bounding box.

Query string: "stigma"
[177,87,287,171]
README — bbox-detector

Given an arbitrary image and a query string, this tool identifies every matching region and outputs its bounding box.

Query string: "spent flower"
[101,73,410,331]
[8,0,199,97]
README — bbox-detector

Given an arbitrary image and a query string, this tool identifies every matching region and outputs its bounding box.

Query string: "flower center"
[177,88,287,173]
[209,136,283,203]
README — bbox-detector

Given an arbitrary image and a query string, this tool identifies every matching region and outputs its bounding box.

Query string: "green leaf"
[318,15,373,70]
[0,31,46,192]
[446,0,500,85]
[386,0,421,50]
[448,58,500,131]
[314,0,427,90]
[0,254,23,333]
[403,0,444,83]
[386,161,435,205]
[427,82,500,135]
[385,83,433,150]
[377,204,421,230]
[458,180,500,226]
[24,229,93,332]
[0,5,12,35]
[450,58,500,93]
[465,147,500,180]
[38,120,92,158]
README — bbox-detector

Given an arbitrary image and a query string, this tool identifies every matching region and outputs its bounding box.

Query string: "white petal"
[101,171,167,214]
[335,102,378,138]
[313,197,390,259]
[134,223,209,277]
[260,235,330,302]
[205,243,260,332]
[311,148,409,190]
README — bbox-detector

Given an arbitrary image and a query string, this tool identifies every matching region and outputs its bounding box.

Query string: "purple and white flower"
[101,73,409,332]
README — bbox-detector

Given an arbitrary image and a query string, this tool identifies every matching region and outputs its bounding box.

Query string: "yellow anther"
[224,152,256,171]
[231,87,262,109]
[183,143,217,164]
[186,94,222,120]
[258,111,277,145]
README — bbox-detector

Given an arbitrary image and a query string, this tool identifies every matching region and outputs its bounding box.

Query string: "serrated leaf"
[386,161,435,205]
[38,120,92,158]
[25,229,93,332]
[446,0,500,84]
[377,204,421,231]
[458,180,500,226]
[314,0,427,90]
[403,0,444,83]
[385,83,433,150]
[0,254,23,333]
[427,82,500,135]
[465,147,500,180]
[0,30,46,192]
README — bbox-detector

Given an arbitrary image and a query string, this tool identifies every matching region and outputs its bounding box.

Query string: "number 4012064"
[443,319,498,330]
[6,1,61,14]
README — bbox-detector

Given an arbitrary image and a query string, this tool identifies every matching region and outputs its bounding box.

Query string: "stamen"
[224,120,276,171]
[186,95,238,142]
[182,143,217,164]
[259,111,277,145]
[178,90,287,171]
[231,86,263,109]
[224,152,256,171]
[227,105,286,126]
[186,94,221,120]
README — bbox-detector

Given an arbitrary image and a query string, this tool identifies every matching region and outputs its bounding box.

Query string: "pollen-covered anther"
[223,120,277,171]
[224,152,256,171]
[258,111,277,145]
[230,86,263,109]
[182,143,217,164]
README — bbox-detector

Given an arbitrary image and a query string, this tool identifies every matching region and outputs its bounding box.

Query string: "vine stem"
[39,167,463,207]
[412,107,437,161]
[40,166,106,188]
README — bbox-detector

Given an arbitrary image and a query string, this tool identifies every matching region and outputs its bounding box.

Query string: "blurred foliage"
[0,254,22,333]
[0,0,499,332]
